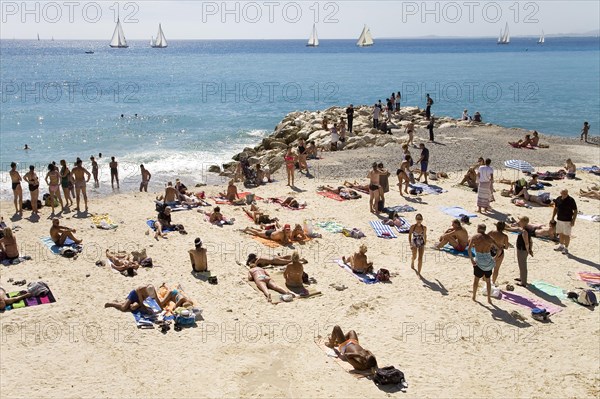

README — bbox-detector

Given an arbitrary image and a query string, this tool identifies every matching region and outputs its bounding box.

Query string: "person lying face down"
[326,325,378,373]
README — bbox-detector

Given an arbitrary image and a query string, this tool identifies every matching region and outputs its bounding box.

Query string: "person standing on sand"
[580,121,589,142]
[90,156,99,188]
[488,221,509,286]
[346,104,354,134]
[45,164,64,214]
[59,160,73,207]
[425,93,433,120]
[372,103,381,129]
[427,115,435,142]
[9,162,23,215]
[109,157,119,189]
[416,143,429,184]
[468,224,498,304]
[284,147,295,187]
[551,189,577,255]
[404,119,415,147]
[23,165,40,215]
[409,214,427,276]
[367,163,382,213]
[189,237,208,273]
[71,159,91,212]
[395,91,401,112]
[140,165,151,192]
[514,216,534,287]
[476,158,494,213]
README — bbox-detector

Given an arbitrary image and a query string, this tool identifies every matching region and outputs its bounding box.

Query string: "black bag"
[140,257,153,267]
[376,269,390,282]
[373,366,405,386]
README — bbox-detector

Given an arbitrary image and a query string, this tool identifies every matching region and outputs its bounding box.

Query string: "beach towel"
[313,338,371,378]
[317,191,345,202]
[369,221,397,239]
[315,221,345,234]
[91,213,118,229]
[477,181,493,209]
[409,182,447,195]
[213,192,262,205]
[578,166,600,174]
[382,205,417,213]
[440,206,477,218]
[246,270,321,304]
[146,220,175,232]
[578,272,600,285]
[132,297,162,328]
[40,236,76,255]
[336,260,378,284]
[440,244,474,258]
[3,288,57,311]
[530,280,567,299]
[499,290,562,315]
[269,197,307,210]
[577,213,600,222]
[250,235,283,248]
[394,217,411,233]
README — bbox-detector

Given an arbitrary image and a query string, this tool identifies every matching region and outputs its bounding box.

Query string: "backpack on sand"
[373,366,406,386]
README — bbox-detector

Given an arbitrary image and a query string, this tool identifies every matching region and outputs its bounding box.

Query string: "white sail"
[498,22,510,44]
[357,24,373,47]
[538,30,545,44]
[497,30,502,43]
[307,23,319,47]
[37,33,40,41]
[150,37,154,46]
[151,24,168,48]
[109,18,128,48]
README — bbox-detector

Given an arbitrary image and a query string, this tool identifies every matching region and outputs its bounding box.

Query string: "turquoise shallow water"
[1,37,599,197]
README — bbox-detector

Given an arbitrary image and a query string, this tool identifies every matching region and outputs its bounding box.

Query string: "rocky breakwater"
[218,106,491,177]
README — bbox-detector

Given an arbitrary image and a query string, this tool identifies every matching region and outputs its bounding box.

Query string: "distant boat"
[356,24,374,47]
[497,22,510,44]
[150,23,167,48]
[109,18,128,48]
[538,30,545,44]
[307,23,319,47]
[85,50,94,54]
[37,33,40,41]
[51,36,54,41]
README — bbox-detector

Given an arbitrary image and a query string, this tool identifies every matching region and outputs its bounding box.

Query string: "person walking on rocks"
[427,115,435,142]
[346,104,354,134]
[395,91,401,112]
[580,121,589,142]
[372,103,381,129]
[425,93,433,120]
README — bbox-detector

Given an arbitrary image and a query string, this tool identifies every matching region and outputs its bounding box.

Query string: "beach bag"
[59,247,77,258]
[531,307,550,321]
[140,257,153,268]
[373,366,405,386]
[27,281,49,297]
[174,308,196,327]
[577,290,598,307]
[376,269,390,282]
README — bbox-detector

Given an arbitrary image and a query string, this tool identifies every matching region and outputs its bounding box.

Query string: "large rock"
[208,165,221,173]
[439,122,457,129]
[375,135,395,146]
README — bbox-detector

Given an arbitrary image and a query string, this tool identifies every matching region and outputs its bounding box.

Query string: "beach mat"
[395,217,411,233]
[40,236,75,255]
[409,182,447,195]
[246,270,321,304]
[440,206,477,218]
[577,272,600,285]
[317,191,345,202]
[91,213,119,229]
[440,244,474,258]
[382,205,417,213]
[315,221,345,234]
[369,221,397,239]
[530,280,567,299]
[313,338,371,378]
[251,235,282,248]
[146,219,175,232]
[132,297,162,328]
[499,291,562,315]
[4,288,57,311]
[336,260,378,284]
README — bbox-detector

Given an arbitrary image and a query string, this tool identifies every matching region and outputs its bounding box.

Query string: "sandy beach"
[1,123,599,399]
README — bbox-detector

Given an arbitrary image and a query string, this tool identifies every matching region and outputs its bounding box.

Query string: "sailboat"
[109,18,128,48]
[538,30,545,44]
[497,22,510,44]
[356,24,374,47]
[37,33,40,41]
[150,23,168,48]
[307,23,319,47]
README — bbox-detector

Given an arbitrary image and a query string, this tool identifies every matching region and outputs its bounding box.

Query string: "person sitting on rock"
[342,244,373,274]
[473,112,482,122]
[379,120,392,134]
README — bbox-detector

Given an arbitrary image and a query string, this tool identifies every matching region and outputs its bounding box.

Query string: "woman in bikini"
[396,156,412,196]
[245,253,307,268]
[23,165,40,215]
[408,214,427,276]
[45,163,64,214]
[488,221,509,286]
[325,325,378,373]
[284,147,296,187]
[0,227,19,261]
[248,265,294,302]
[59,159,73,207]
[105,249,140,276]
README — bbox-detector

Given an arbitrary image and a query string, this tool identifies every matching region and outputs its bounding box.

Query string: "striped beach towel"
[395,217,411,233]
[369,221,397,239]
[578,272,600,285]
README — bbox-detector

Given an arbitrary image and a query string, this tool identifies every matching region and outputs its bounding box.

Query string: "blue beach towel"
[440,207,477,219]
[146,220,175,233]
[132,297,162,328]
[383,205,417,213]
[531,281,567,299]
[40,236,76,255]
[336,260,378,284]
[369,221,397,239]
[441,244,474,258]
[409,183,447,195]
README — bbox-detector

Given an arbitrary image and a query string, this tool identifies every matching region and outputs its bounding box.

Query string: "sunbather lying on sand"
[243,205,280,228]
[291,224,308,241]
[104,284,157,312]
[248,265,294,302]
[245,253,307,267]
[242,225,292,245]
[342,244,373,274]
[325,325,378,373]
[318,185,361,199]
[506,220,557,240]
[382,213,408,228]
[106,249,140,275]
[509,134,533,148]
[179,193,210,206]
[0,286,32,310]
[580,187,600,200]
[343,181,369,192]
[513,187,552,206]
[158,283,194,313]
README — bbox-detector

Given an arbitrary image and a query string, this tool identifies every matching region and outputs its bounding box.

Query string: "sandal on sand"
[506,284,515,291]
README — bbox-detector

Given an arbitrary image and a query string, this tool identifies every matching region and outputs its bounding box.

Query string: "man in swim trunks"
[367,163,382,213]
[243,225,292,245]
[189,237,208,272]
[109,157,119,189]
[9,162,23,215]
[140,165,151,192]
[468,224,499,304]
[220,180,246,205]
[248,265,294,302]
[342,244,373,274]
[104,284,157,312]
[160,182,178,204]
[71,159,91,212]
[50,218,82,246]
[434,219,469,252]
[325,325,378,373]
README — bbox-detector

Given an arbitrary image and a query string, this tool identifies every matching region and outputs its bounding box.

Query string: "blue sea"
[1,37,599,198]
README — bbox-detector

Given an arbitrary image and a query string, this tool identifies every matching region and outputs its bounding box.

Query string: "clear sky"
[1,0,599,40]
